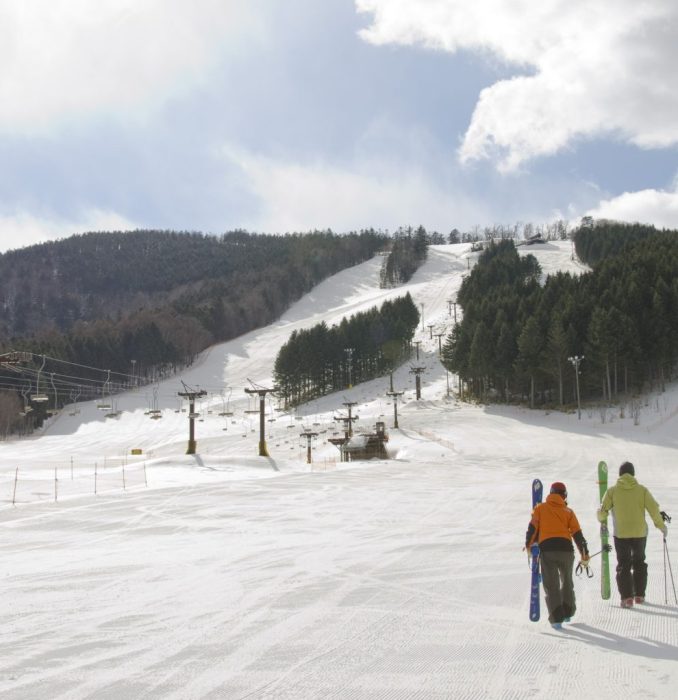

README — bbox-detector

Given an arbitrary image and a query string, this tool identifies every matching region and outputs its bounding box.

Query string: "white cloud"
[585,187,678,230]
[356,1,678,171]
[0,0,264,134]
[221,145,482,233]
[0,208,138,253]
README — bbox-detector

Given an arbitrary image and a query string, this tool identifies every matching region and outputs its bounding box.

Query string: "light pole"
[344,348,354,388]
[568,355,584,420]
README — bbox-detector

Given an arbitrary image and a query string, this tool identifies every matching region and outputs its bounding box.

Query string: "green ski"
[598,460,611,599]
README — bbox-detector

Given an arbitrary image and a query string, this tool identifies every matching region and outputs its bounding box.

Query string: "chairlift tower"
[447,299,458,324]
[427,324,434,340]
[244,385,279,456]
[413,341,422,361]
[0,351,32,366]
[386,390,404,429]
[299,429,319,464]
[178,386,208,454]
[410,366,426,400]
[341,400,358,437]
[434,333,445,358]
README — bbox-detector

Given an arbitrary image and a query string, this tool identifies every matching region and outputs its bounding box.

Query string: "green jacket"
[597,474,664,538]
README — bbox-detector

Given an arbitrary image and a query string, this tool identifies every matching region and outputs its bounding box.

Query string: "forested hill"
[0,229,386,379]
[443,223,678,410]
[574,219,676,266]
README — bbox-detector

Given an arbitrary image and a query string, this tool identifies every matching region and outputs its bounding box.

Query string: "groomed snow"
[1,241,677,699]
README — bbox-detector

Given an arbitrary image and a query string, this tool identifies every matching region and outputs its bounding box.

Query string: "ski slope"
[1,241,677,699]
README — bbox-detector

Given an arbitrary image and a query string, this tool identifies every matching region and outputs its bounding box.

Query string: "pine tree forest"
[0,229,387,433]
[274,294,420,407]
[442,223,678,408]
[379,226,429,287]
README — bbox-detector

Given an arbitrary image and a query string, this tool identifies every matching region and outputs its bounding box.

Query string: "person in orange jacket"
[525,482,590,629]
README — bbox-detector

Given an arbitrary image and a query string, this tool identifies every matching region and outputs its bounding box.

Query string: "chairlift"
[223,387,234,416]
[68,387,82,416]
[19,383,34,416]
[31,355,49,402]
[97,369,113,410]
[244,392,259,414]
[146,385,162,419]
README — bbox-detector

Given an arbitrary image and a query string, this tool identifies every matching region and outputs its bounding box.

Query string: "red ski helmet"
[550,482,567,498]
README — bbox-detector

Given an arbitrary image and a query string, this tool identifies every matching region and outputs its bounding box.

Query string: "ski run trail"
[1,241,677,699]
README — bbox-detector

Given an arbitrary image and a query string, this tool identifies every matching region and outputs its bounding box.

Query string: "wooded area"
[442,222,678,408]
[380,226,429,287]
[0,229,387,434]
[274,294,420,406]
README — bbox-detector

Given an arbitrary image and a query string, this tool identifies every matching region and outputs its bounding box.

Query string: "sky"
[1,0,677,252]
[2,241,677,696]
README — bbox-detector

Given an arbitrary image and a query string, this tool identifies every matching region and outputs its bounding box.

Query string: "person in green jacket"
[598,461,667,608]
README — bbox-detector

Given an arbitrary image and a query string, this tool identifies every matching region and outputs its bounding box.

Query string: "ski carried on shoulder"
[598,461,611,599]
[529,478,543,621]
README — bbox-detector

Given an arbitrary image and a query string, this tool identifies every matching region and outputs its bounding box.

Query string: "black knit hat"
[619,461,635,476]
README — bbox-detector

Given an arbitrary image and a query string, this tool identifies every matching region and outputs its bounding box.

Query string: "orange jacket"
[525,493,588,554]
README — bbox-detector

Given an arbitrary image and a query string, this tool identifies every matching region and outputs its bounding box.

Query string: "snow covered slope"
[1,241,677,699]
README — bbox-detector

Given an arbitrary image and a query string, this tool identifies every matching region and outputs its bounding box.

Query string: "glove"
[580,553,591,568]
[660,510,672,523]
[661,525,668,538]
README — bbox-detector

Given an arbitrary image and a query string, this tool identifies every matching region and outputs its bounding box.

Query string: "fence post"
[143,462,148,487]
[94,462,98,495]
[12,467,18,506]
[122,463,126,490]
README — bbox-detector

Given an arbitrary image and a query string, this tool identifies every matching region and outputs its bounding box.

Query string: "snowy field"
[1,241,677,699]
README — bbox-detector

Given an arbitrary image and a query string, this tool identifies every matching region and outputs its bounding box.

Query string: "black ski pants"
[613,536,647,599]
[540,550,575,624]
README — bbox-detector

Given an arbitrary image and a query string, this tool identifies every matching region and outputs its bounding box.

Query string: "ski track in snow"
[1,242,678,699]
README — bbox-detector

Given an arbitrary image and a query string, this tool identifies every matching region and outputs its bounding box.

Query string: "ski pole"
[575,544,611,578]
[664,537,677,605]
[587,544,612,559]
[664,536,668,605]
